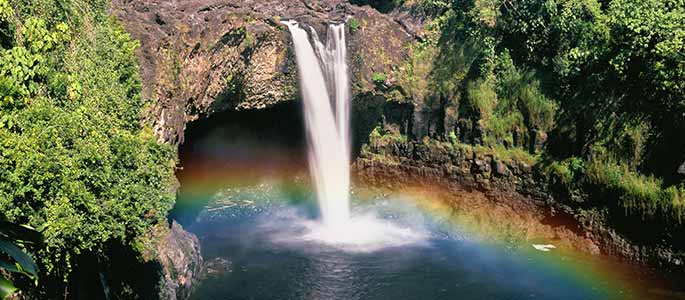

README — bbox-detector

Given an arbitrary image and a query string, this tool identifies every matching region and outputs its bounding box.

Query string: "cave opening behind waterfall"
[172,101,308,225]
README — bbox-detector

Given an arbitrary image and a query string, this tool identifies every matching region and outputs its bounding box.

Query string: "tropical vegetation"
[374,0,685,222]
[0,0,176,297]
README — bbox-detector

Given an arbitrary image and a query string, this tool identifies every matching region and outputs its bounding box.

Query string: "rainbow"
[175,160,677,300]
[361,187,664,300]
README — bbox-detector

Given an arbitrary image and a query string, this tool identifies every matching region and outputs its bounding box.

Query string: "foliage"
[465,79,496,121]
[0,0,14,49]
[467,54,558,149]
[371,72,387,85]
[408,0,451,16]
[543,157,585,188]
[0,220,41,299]
[585,158,685,224]
[497,0,684,170]
[448,130,458,144]
[389,0,685,223]
[369,125,408,144]
[467,143,538,165]
[493,53,557,134]
[348,17,360,33]
[0,0,176,294]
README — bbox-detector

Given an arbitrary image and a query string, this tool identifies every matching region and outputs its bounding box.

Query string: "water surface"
[187,186,640,300]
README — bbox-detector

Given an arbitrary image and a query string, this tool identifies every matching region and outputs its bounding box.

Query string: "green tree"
[395,0,684,220]
[0,0,176,295]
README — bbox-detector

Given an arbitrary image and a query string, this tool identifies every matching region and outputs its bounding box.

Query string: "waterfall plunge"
[283,21,351,228]
[281,20,427,250]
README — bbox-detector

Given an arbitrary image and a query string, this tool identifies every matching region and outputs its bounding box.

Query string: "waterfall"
[283,21,351,228]
[279,20,424,249]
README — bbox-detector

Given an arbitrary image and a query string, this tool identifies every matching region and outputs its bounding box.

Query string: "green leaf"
[0,258,20,273]
[0,275,17,299]
[0,222,42,245]
[0,239,37,277]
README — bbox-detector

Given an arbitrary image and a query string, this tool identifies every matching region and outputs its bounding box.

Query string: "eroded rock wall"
[112,0,421,145]
[354,135,685,271]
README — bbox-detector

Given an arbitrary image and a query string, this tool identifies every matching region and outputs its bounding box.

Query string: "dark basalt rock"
[472,158,489,174]
[531,129,548,153]
[93,221,202,300]
[492,159,509,177]
[155,221,203,300]
[355,137,685,272]
[111,0,423,145]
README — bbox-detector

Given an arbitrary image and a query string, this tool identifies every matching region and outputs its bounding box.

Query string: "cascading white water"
[283,21,351,228]
[278,20,426,249]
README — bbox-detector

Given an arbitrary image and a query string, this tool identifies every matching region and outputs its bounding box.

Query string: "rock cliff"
[153,221,203,300]
[354,133,685,270]
[112,0,421,144]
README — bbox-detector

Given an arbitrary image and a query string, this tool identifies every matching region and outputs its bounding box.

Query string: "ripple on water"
[188,186,668,300]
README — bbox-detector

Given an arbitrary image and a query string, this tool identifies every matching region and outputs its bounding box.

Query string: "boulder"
[155,221,203,300]
[473,158,491,174]
[493,159,509,177]
[100,221,202,300]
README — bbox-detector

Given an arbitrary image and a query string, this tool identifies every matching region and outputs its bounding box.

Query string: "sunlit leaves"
[0,0,176,289]
[606,0,685,95]
[0,276,17,299]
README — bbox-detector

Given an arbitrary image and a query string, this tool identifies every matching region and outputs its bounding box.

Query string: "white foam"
[255,207,429,253]
[532,244,556,252]
[300,214,429,252]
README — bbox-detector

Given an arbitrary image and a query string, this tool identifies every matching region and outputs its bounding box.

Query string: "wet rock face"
[355,139,540,197]
[355,137,685,271]
[96,221,202,300]
[155,221,203,300]
[111,0,421,145]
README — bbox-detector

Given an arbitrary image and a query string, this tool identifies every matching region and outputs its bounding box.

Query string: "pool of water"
[183,184,659,300]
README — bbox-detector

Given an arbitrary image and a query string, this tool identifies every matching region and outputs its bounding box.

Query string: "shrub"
[465,79,496,121]
[585,158,685,223]
[543,157,585,187]
[371,72,387,85]
[348,17,360,32]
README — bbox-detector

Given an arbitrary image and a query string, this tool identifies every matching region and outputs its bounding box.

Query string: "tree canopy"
[393,0,684,222]
[0,0,176,291]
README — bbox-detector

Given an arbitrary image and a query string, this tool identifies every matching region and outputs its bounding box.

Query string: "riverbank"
[354,133,685,272]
